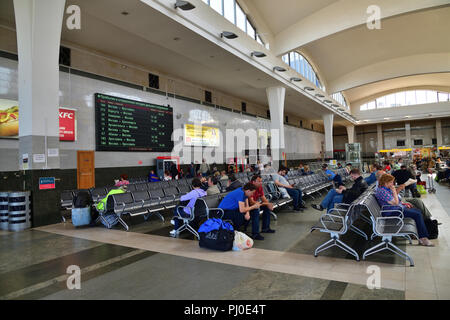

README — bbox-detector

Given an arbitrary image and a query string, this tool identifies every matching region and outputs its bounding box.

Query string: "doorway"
[77,151,95,189]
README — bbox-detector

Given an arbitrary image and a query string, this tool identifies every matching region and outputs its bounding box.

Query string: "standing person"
[199,159,210,177]
[218,183,259,231]
[257,160,264,172]
[244,175,275,240]
[312,168,368,212]
[375,174,434,246]
[170,162,179,180]
[170,178,207,237]
[272,167,305,212]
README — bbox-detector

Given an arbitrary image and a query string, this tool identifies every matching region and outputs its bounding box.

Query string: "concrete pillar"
[377,124,384,151]
[405,122,412,149]
[266,86,285,170]
[436,119,443,146]
[14,0,66,170]
[346,125,356,144]
[322,113,334,159]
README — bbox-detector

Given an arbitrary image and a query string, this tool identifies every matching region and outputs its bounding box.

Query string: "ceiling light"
[174,1,195,10]
[251,51,266,58]
[273,66,286,72]
[384,118,390,120]
[331,104,340,108]
[315,94,325,98]
[324,100,332,104]
[121,11,129,16]
[405,116,411,118]
[290,77,302,82]
[221,31,238,39]
[304,87,314,91]
[338,108,346,111]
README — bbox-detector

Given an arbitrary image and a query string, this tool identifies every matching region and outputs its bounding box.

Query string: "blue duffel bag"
[198,218,234,251]
[71,207,91,227]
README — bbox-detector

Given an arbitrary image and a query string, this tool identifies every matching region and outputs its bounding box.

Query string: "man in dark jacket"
[312,168,368,212]
[393,165,419,197]
[226,173,243,192]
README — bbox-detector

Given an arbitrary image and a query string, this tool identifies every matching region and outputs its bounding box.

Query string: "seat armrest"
[375,216,404,234]
[320,213,344,230]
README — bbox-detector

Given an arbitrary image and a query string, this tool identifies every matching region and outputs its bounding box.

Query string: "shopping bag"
[232,231,254,251]
[417,184,427,195]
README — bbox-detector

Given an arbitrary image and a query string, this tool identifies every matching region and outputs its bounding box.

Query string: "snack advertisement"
[0,99,19,138]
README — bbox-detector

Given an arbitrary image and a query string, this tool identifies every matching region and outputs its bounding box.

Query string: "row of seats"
[310,184,419,266]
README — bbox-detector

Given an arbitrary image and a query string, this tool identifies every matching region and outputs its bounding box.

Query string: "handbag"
[425,219,439,240]
[417,184,427,195]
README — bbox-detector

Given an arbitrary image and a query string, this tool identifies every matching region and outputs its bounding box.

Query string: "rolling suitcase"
[427,173,436,194]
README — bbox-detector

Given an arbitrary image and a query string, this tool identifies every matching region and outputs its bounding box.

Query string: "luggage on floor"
[417,184,427,195]
[232,231,253,251]
[425,219,439,240]
[198,218,234,251]
[71,207,92,227]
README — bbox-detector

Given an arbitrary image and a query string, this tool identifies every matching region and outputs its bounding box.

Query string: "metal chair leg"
[270,211,277,220]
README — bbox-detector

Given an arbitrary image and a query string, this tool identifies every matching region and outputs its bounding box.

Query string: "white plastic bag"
[232,231,254,251]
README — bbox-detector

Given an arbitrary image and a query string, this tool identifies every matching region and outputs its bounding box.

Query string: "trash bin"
[8,191,31,232]
[0,192,8,231]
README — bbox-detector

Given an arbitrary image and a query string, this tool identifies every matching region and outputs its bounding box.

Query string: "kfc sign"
[59,108,76,141]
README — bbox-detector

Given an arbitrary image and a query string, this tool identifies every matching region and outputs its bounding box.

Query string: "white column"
[436,119,443,146]
[405,122,412,149]
[346,125,356,144]
[322,113,334,158]
[266,86,286,170]
[14,0,66,169]
[377,124,384,151]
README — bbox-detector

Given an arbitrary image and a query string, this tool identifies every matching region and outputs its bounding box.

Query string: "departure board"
[95,93,174,152]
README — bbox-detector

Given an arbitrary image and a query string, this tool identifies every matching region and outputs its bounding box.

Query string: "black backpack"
[425,219,439,240]
[73,191,93,208]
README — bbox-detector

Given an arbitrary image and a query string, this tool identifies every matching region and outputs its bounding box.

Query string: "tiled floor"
[1,181,449,300]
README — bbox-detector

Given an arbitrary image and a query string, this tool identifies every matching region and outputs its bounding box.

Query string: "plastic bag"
[232,231,254,251]
[417,184,427,195]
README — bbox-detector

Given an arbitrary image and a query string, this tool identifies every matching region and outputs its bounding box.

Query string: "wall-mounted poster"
[0,99,77,141]
[184,124,220,147]
[0,99,19,138]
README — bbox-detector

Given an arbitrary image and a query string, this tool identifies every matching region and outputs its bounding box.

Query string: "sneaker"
[169,230,177,237]
[261,228,276,234]
[312,204,324,212]
[252,233,264,240]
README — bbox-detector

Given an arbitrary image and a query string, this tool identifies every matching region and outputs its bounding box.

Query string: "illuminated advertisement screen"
[184,124,220,147]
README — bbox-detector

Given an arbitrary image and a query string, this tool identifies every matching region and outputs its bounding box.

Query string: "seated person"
[148,170,160,182]
[170,178,207,236]
[218,183,259,230]
[337,163,343,169]
[322,164,343,187]
[312,168,368,212]
[226,173,243,192]
[206,176,221,195]
[392,165,419,197]
[375,174,434,246]
[244,175,275,240]
[115,174,129,187]
[365,164,381,185]
[383,161,392,173]
[272,167,305,212]
[163,170,172,181]
[303,165,313,175]
[220,170,229,180]
[298,163,305,174]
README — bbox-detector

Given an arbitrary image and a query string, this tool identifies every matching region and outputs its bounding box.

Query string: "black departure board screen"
[95,93,174,152]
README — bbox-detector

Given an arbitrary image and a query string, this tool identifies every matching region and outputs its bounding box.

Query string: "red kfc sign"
[59,108,76,141]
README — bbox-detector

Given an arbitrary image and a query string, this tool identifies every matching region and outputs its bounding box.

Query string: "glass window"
[367,101,376,110]
[416,90,427,104]
[223,0,235,24]
[257,35,264,45]
[405,91,416,105]
[426,90,438,103]
[360,104,368,111]
[376,96,387,108]
[438,92,449,102]
[386,94,396,107]
[246,20,255,39]
[236,3,246,32]
[289,52,295,69]
[202,0,209,4]
[210,0,223,15]
[395,91,406,106]
[282,54,289,65]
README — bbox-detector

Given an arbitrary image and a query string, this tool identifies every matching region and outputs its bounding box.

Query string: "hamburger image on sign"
[0,105,19,137]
